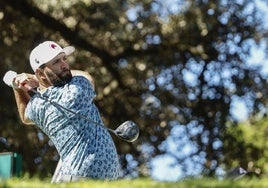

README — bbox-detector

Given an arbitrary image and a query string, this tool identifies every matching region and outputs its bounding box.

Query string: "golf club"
[3,71,139,142]
[32,88,139,142]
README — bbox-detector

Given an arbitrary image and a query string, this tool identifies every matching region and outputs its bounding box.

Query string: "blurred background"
[0,0,268,181]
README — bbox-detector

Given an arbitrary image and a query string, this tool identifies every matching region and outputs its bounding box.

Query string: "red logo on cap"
[50,43,57,49]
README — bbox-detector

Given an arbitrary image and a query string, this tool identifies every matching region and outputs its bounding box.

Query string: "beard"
[45,69,72,86]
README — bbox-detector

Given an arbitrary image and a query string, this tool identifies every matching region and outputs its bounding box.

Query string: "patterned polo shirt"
[25,76,121,179]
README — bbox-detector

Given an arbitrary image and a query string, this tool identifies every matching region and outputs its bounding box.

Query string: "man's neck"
[37,85,48,93]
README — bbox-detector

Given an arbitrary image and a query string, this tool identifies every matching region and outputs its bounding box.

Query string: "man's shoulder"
[71,75,94,89]
[72,75,88,83]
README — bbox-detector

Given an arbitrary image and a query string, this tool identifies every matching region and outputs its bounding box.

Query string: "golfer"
[9,41,122,183]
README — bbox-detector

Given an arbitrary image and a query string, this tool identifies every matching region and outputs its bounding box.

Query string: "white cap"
[29,41,75,72]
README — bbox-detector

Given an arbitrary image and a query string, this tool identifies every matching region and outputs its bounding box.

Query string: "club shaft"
[30,89,115,133]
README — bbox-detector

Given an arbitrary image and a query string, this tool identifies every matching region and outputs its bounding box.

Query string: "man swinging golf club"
[4,41,123,183]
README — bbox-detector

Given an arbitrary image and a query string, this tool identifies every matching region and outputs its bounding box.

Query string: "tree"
[223,115,268,177]
[0,0,267,179]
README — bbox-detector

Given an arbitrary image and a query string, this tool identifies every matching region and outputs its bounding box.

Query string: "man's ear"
[35,68,46,80]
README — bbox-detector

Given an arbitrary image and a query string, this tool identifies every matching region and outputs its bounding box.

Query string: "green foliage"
[223,116,268,177]
[1,177,268,188]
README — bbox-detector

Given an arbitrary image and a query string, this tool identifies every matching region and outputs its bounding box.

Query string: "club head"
[114,121,139,142]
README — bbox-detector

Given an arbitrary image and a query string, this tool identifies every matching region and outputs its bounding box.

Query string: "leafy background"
[0,0,267,180]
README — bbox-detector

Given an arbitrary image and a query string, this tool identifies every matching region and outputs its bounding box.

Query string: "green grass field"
[0,177,268,188]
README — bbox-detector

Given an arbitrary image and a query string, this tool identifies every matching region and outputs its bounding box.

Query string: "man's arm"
[12,73,38,125]
[13,88,34,125]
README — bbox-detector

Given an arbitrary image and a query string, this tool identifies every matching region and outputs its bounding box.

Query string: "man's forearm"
[13,88,33,125]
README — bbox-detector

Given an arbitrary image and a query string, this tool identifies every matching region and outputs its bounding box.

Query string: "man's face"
[42,53,72,86]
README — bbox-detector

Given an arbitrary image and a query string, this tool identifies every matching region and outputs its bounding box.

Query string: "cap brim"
[62,46,75,56]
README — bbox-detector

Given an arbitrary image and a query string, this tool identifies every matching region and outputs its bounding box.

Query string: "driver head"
[115,121,139,142]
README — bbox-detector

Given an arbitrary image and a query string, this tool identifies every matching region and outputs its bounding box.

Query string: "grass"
[0,177,268,188]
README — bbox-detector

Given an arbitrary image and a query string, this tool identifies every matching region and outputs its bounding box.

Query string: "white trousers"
[51,159,86,183]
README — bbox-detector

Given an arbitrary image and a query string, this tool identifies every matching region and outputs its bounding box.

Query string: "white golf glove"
[3,70,19,88]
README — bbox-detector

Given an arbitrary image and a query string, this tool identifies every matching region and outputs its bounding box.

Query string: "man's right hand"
[13,73,39,91]
[3,71,39,91]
